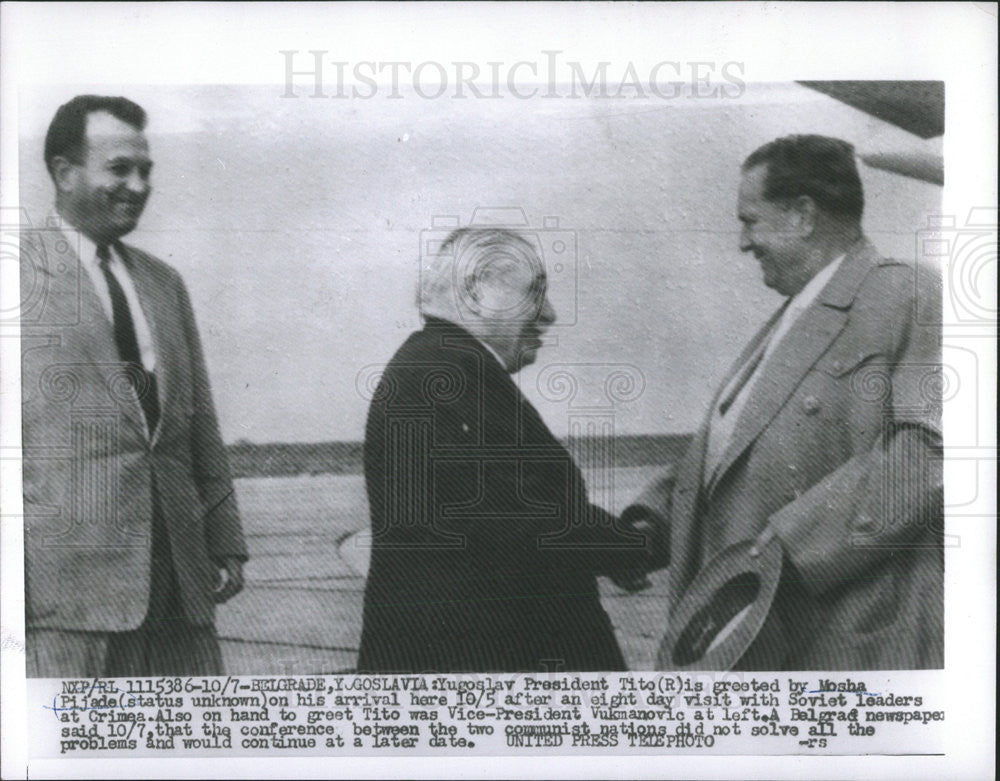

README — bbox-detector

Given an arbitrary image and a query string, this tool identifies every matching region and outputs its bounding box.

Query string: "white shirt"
[703,254,845,485]
[481,341,508,372]
[76,231,158,373]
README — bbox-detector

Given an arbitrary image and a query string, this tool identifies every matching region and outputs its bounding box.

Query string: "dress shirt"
[76,231,158,373]
[703,254,845,484]
[481,341,509,373]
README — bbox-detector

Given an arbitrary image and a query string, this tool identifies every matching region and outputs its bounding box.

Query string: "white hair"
[418,227,543,321]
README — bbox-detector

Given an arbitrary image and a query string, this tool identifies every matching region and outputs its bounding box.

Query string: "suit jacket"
[357,318,648,673]
[21,226,247,633]
[632,239,943,670]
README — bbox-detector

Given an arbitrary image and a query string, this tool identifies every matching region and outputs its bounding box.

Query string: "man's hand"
[609,570,652,593]
[750,524,778,557]
[609,516,656,592]
[213,556,245,603]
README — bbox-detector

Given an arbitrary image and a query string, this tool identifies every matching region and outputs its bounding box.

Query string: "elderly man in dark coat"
[357,228,649,673]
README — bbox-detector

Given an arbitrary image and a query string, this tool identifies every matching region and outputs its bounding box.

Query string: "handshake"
[601,468,674,593]
[606,502,669,594]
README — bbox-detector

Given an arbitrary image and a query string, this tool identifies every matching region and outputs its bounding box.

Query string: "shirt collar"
[479,341,509,373]
[51,208,123,269]
[76,232,102,269]
[787,252,845,312]
[423,316,511,373]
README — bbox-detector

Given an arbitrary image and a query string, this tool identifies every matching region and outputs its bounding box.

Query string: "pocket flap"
[817,350,884,378]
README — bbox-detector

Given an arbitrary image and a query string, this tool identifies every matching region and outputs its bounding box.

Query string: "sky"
[18,81,942,443]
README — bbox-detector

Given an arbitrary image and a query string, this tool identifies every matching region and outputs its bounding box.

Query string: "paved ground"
[216,468,672,674]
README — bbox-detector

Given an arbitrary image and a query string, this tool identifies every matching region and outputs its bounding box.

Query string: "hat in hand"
[657,538,785,671]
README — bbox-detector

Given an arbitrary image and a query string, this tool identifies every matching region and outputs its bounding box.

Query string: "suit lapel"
[715,305,789,411]
[117,242,172,446]
[706,239,878,494]
[709,307,848,489]
[668,425,710,600]
[37,230,149,437]
[653,302,784,602]
[39,229,117,365]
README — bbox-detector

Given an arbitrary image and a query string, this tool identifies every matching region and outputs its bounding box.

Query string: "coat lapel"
[663,306,786,600]
[38,229,116,365]
[707,239,879,495]
[668,426,710,600]
[37,229,149,437]
[116,242,172,446]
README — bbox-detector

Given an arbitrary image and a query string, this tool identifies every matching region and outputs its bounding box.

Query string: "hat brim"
[657,538,783,671]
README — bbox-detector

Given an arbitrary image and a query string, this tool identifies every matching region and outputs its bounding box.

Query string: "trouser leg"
[26,629,108,678]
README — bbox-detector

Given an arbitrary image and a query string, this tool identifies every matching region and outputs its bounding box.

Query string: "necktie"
[702,301,791,487]
[717,300,791,416]
[97,245,160,435]
[717,334,770,416]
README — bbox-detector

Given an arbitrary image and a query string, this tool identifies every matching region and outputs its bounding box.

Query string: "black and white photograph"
[1,3,995,779]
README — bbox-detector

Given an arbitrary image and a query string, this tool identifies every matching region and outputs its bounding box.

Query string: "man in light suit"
[627,135,943,670]
[357,228,650,673]
[21,95,247,677]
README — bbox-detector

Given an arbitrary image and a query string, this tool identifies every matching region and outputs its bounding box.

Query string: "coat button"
[802,395,821,415]
[832,360,843,372]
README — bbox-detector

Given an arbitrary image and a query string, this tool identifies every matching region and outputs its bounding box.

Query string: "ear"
[790,195,817,236]
[462,272,484,315]
[50,156,80,194]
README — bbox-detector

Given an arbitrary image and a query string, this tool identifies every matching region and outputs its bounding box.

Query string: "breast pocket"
[807,349,890,448]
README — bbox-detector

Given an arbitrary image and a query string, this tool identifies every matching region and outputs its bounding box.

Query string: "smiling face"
[737,163,810,297]
[55,111,153,244]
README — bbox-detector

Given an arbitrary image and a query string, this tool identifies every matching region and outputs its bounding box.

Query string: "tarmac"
[215,467,672,675]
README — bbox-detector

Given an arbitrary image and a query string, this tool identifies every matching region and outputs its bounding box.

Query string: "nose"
[126,169,150,195]
[739,224,753,253]
[538,296,556,327]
